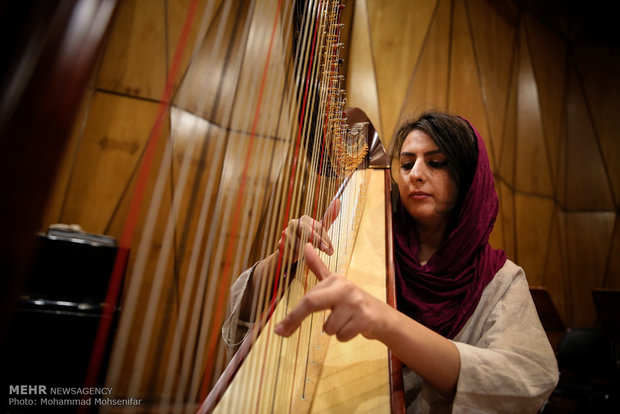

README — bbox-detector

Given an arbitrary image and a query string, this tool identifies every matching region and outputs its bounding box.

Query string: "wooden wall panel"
[514,194,554,286]
[606,220,620,288]
[169,108,224,287]
[466,0,517,166]
[488,181,504,252]
[226,0,287,136]
[215,130,290,277]
[367,0,437,138]
[448,0,491,171]
[545,209,569,325]
[174,1,250,126]
[563,212,615,326]
[523,14,567,190]
[167,0,222,93]
[498,59,518,188]
[564,65,614,211]
[58,92,164,235]
[40,89,94,229]
[400,0,450,120]
[96,0,167,99]
[515,24,553,197]
[574,43,620,207]
[346,0,382,139]
[496,180,515,260]
[106,141,179,400]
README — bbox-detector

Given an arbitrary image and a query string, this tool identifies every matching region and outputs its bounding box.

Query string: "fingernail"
[321,242,329,252]
[275,323,285,335]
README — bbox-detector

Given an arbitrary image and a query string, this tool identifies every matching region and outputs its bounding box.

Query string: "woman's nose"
[409,159,425,182]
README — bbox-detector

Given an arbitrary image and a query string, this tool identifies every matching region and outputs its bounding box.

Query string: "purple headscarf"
[392,118,506,339]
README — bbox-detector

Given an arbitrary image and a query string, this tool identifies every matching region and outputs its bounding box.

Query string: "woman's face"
[397,129,458,230]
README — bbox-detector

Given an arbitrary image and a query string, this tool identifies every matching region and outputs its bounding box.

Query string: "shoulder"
[479,259,528,305]
[496,259,524,280]
[455,259,533,341]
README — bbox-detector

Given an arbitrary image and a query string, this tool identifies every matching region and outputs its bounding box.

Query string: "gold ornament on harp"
[332,119,369,177]
[320,2,369,178]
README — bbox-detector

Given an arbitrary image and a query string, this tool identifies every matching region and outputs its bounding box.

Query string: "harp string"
[200,0,371,410]
[253,2,352,412]
[158,0,249,409]
[281,0,335,406]
[211,1,333,411]
[104,0,265,408]
[85,0,203,406]
[241,1,324,410]
[98,0,356,411]
[215,2,306,409]
[196,1,292,402]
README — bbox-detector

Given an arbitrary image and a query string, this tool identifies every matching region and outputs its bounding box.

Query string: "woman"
[224,112,558,412]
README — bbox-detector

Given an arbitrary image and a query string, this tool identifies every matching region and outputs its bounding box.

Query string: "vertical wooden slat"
[96,0,167,99]
[465,0,518,167]
[167,0,221,93]
[564,64,614,210]
[564,212,615,326]
[523,14,567,191]
[399,0,450,118]
[514,194,554,285]
[367,0,437,138]
[515,23,553,197]
[545,208,569,325]
[59,92,163,234]
[605,221,620,288]
[448,0,491,171]
[574,42,620,207]
[497,180,516,260]
[346,0,383,140]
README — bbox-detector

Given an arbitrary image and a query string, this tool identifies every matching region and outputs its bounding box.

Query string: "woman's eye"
[400,162,413,171]
[429,160,447,169]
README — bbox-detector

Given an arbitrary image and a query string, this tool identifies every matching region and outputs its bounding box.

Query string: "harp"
[192,0,405,411]
[200,107,403,413]
[3,0,405,413]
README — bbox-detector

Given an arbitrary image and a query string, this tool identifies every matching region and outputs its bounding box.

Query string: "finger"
[299,218,332,255]
[308,227,333,255]
[322,306,352,336]
[321,198,341,231]
[335,319,360,342]
[304,243,331,281]
[274,285,337,337]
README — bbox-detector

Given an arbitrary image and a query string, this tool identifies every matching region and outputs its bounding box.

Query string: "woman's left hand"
[275,243,390,342]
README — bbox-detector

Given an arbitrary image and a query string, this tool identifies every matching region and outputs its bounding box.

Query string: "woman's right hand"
[242,199,342,322]
[277,198,341,263]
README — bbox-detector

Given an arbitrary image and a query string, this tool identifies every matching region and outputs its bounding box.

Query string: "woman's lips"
[410,191,430,200]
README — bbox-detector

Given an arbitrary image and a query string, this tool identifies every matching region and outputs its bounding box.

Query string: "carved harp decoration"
[44,0,404,412]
